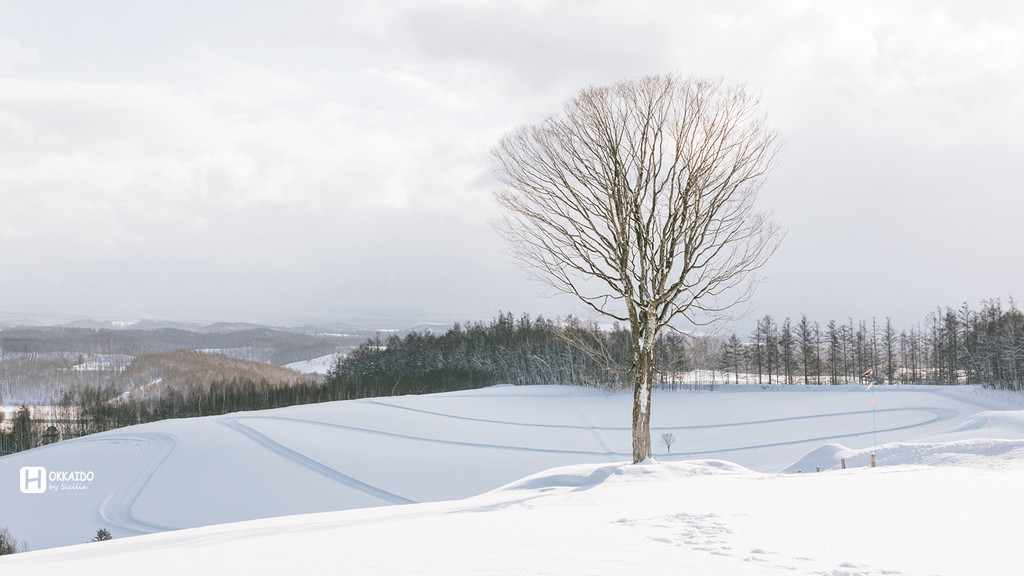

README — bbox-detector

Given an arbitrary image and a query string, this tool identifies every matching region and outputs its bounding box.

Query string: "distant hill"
[0,324,364,404]
[0,325,349,365]
[113,350,310,401]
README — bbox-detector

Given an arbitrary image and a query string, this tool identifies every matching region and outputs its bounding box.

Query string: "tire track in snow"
[668,407,959,458]
[228,406,955,460]
[219,419,416,505]
[365,399,954,434]
[233,414,628,458]
[96,432,180,535]
[364,399,631,430]
[656,407,957,432]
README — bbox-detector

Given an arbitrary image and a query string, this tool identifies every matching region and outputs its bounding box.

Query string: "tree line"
[731,298,1024,390]
[333,300,1024,396]
[4,301,1022,457]
[0,374,348,456]
[325,312,696,396]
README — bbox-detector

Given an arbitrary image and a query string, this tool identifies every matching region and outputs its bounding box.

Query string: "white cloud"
[0,0,1022,325]
[206,67,320,110]
[0,64,501,278]
[368,68,475,111]
[0,35,37,66]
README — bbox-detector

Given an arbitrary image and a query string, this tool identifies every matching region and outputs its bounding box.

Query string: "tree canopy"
[493,74,782,462]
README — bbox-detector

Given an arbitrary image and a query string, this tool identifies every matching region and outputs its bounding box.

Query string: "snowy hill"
[3,384,1024,574]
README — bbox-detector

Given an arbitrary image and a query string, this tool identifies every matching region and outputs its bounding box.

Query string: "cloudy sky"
[1,1,1021,331]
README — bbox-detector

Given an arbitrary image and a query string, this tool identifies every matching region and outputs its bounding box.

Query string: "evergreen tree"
[0,527,25,555]
[11,405,33,452]
[797,315,814,385]
[884,317,897,385]
[780,317,794,385]
[723,334,743,385]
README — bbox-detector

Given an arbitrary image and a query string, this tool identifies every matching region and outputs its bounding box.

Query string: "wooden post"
[816,466,820,473]
[871,453,876,468]
[841,458,846,469]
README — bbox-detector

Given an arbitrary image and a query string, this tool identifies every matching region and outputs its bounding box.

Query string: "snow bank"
[493,459,755,495]
[4,452,1023,575]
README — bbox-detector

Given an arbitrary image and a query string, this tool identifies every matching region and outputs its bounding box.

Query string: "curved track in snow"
[232,414,628,457]
[97,432,180,535]
[365,398,956,434]
[667,407,959,457]
[229,405,956,459]
[363,399,631,431]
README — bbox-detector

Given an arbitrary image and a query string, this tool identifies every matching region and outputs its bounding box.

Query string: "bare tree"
[493,74,782,463]
[660,432,676,453]
[0,526,26,555]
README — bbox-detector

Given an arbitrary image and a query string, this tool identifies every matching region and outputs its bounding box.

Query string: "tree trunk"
[632,343,654,463]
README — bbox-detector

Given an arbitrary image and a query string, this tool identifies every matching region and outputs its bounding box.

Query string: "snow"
[69,354,133,372]
[2,383,1024,574]
[284,353,340,374]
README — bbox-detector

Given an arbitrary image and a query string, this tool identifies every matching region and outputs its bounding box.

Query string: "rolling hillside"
[1,383,1022,569]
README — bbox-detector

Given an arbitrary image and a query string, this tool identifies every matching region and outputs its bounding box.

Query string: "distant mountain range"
[0,315,464,405]
[0,310,465,334]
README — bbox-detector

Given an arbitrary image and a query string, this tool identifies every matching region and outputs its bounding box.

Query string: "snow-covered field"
[284,352,341,374]
[2,383,1024,574]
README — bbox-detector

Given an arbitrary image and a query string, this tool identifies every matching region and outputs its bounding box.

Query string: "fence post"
[871,453,876,468]
[841,458,846,470]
